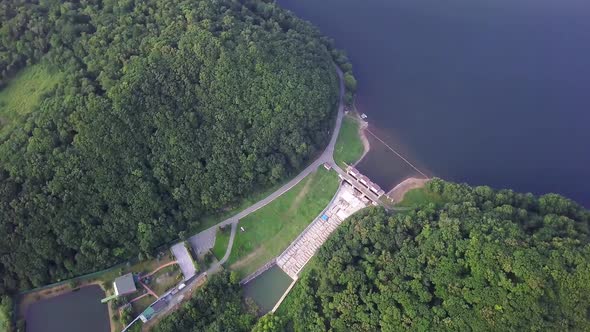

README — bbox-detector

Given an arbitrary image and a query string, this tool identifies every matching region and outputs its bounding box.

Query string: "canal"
[279,0,590,206]
[25,285,109,332]
[243,265,293,314]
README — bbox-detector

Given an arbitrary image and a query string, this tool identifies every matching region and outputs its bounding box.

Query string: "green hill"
[0,0,340,294]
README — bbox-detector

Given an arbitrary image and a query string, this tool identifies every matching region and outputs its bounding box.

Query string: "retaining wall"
[239,258,277,285]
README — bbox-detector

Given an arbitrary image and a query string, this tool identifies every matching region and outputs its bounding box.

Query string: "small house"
[113,273,137,296]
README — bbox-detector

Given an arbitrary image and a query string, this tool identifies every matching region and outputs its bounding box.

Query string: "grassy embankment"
[0,299,11,332]
[396,187,444,208]
[0,63,62,136]
[189,179,292,236]
[333,115,365,168]
[212,228,231,261]
[226,167,339,278]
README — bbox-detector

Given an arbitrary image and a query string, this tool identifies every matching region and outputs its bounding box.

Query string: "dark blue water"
[280,0,590,206]
[25,285,109,332]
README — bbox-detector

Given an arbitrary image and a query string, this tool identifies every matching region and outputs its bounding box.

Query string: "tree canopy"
[279,179,590,331]
[153,272,257,332]
[0,0,341,294]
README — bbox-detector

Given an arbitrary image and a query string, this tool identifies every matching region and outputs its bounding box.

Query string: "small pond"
[25,285,110,332]
[243,265,293,314]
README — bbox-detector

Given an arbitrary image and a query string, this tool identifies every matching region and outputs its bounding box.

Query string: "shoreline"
[387,177,430,203]
[355,118,370,166]
[348,105,429,202]
[348,104,370,167]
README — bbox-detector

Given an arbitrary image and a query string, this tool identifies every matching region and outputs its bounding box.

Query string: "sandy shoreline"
[349,107,429,202]
[387,177,430,203]
[355,118,370,166]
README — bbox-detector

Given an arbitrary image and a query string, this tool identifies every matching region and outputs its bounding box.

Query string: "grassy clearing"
[189,179,290,236]
[333,115,364,168]
[0,311,9,332]
[131,294,155,316]
[0,63,62,135]
[147,265,182,296]
[396,187,444,208]
[227,167,338,277]
[212,228,231,261]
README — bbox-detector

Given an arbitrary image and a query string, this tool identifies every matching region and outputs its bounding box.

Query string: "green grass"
[149,265,182,296]
[333,115,365,168]
[396,187,444,208]
[0,310,9,332]
[189,179,291,236]
[131,294,155,316]
[95,254,174,287]
[212,228,231,261]
[0,63,63,135]
[226,167,339,277]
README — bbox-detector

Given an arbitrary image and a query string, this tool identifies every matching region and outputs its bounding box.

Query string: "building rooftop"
[139,306,155,323]
[114,273,136,296]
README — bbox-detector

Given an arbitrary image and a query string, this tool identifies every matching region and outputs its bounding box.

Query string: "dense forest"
[278,179,590,331]
[153,272,257,332]
[0,0,356,294]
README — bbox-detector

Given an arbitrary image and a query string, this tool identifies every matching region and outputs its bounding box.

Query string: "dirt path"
[287,175,314,214]
[229,246,266,271]
[387,177,430,203]
[141,261,178,280]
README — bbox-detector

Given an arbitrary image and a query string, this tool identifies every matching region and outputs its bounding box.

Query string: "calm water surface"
[243,265,293,314]
[25,285,109,332]
[280,0,590,205]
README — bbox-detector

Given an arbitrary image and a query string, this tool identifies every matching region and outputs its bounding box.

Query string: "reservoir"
[280,0,590,206]
[25,285,109,332]
[243,265,293,314]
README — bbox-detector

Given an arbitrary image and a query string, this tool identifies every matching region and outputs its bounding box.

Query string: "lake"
[25,285,109,332]
[280,0,590,206]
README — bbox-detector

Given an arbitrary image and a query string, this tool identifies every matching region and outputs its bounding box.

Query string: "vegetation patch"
[227,168,339,277]
[0,296,14,332]
[153,272,256,332]
[0,63,62,135]
[146,265,182,296]
[333,116,364,168]
[395,186,445,208]
[276,179,590,331]
[212,227,231,261]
